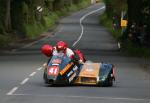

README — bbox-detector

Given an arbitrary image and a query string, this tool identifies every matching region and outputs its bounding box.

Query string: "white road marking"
[20,78,29,85]
[6,67,43,95]
[6,87,18,95]
[72,6,105,47]
[29,72,37,77]
[37,67,43,71]
[11,94,147,101]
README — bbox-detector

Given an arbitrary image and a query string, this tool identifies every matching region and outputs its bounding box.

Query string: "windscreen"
[48,53,71,70]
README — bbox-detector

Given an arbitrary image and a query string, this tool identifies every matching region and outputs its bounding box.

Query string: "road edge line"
[72,6,105,47]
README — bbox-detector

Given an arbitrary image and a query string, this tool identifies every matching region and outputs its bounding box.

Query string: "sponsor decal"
[52,59,61,64]
[73,66,78,71]
[52,64,59,66]
[69,73,76,82]
[67,70,73,77]
[67,66,78,78]
[60,62,73,75]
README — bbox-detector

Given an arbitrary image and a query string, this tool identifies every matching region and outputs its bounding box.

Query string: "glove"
[79,60,84,64]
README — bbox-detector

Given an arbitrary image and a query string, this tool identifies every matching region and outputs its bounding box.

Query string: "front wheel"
[43,72,49,84]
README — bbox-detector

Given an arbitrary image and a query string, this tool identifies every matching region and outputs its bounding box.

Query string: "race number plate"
[48,66,59,76]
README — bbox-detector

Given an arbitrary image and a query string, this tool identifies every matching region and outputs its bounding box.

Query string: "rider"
[41,41,86,63]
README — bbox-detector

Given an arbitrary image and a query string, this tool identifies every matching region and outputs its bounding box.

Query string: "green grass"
[68,4,78,12]
[25,22,45,39]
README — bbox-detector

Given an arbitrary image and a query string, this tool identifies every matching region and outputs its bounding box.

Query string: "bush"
[77,0,91,9]
[0,35,11,48]
[122,42,150,58]
[68,4,78,12]
[24,22,45,39]
[0,0,92,48]
[100,13,150,58]
[100,13,122,40]
[44,12,59,27]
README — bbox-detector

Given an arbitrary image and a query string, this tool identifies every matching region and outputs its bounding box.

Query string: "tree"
[142,0,150,45]
[5,0,12,32]
[127,0,143,27]
[52,0,65,11]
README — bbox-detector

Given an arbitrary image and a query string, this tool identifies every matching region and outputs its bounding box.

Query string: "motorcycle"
[43,52,81,86]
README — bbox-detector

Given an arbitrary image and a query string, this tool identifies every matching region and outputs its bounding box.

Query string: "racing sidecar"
[74,62,115,86]
[41,44,115,87]
[43,52,115,87]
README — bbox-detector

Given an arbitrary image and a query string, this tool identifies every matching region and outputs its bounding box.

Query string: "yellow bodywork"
[74,63,100,85]
[60,62,73,75]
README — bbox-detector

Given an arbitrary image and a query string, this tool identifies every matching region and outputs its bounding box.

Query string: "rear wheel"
[101,75,113,87]
[107,77,113,86]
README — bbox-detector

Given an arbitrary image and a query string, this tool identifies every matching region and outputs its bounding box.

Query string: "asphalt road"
[0,3,150,103]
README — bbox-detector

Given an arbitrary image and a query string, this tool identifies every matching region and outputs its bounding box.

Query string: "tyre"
[107,77,113,86]
[43,72,49,84]
[101,76,113,87]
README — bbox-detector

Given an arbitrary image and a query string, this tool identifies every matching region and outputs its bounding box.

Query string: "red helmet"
[56,41,67,52]
[41,44,53,57]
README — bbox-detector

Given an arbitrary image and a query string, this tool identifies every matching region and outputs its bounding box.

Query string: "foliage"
[126,0,150,45]
[0,0,6,34]
[24,22,45,39]
[100,12,150,57]
[77,0,91,9]
[102,0,150,57]
[100,13,122,40]
[121,41,150,58]
[44,12,58,27]
[0,34,11,48]
[0,0,91,46]
[103,0,127,18]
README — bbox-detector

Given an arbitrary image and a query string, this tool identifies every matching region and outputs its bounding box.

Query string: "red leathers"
[74,49,86,62]
[41,41,85,62]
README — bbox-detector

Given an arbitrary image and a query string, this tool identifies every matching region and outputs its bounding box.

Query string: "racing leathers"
[53,46,85,63]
